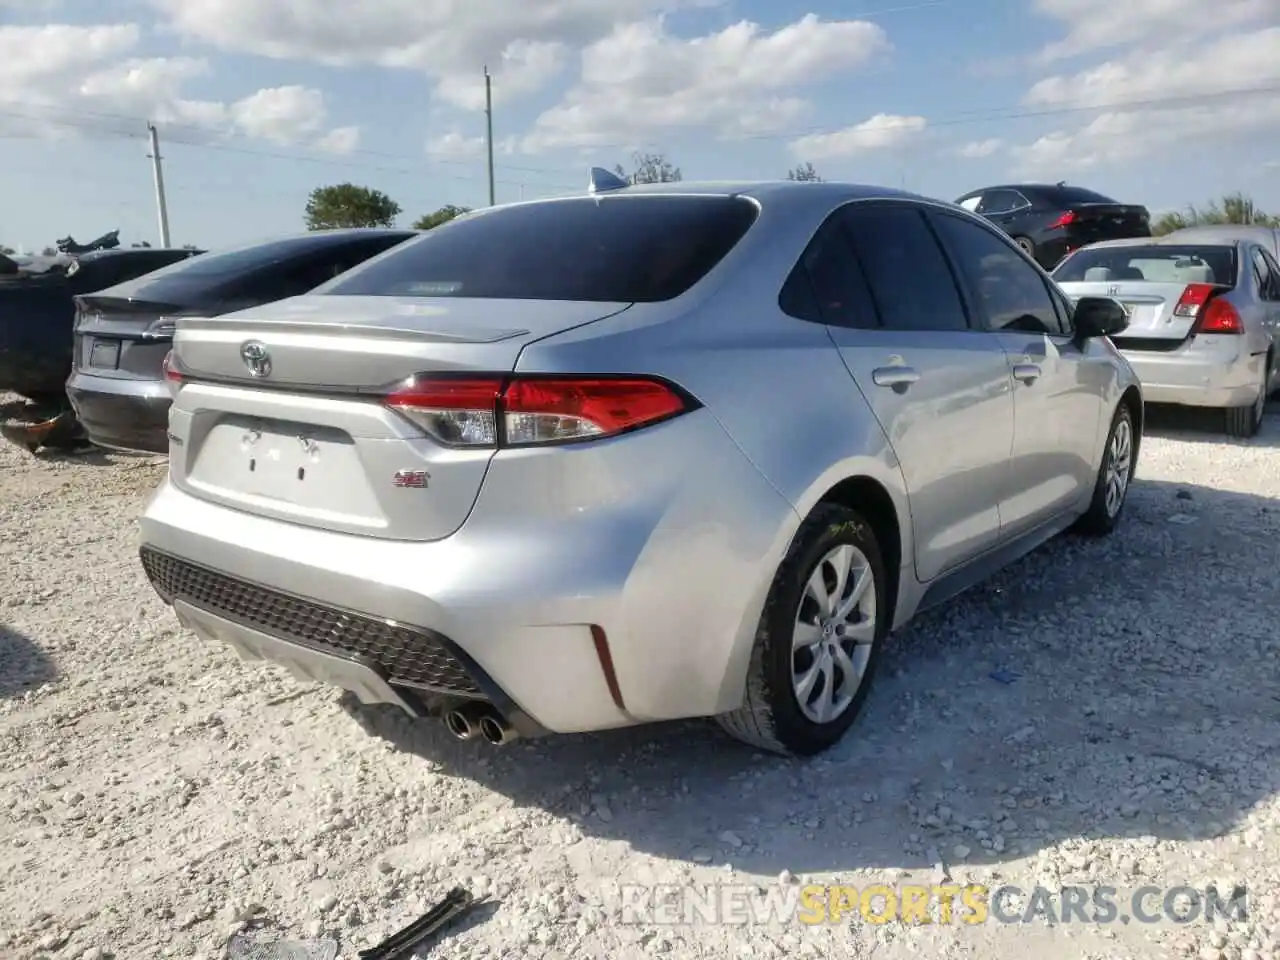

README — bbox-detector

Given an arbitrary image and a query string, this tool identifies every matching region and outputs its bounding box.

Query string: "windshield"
[325,195,760,302]
[1053,245,1237,286]
[1040,186,1118,205]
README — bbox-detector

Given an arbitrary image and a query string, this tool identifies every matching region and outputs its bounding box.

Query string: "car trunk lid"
[1060,204,1151,244]
[1056,280,1222,343]
[74,294,194,381]
[166,294,631,542]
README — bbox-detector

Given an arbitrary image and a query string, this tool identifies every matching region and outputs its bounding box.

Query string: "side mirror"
[1073,296,1128,339]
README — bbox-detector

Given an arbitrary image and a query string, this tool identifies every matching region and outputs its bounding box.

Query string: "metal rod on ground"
[484,67,496,207]
[147,123,172,247]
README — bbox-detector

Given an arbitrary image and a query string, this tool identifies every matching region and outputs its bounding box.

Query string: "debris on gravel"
[2,395,1280,960]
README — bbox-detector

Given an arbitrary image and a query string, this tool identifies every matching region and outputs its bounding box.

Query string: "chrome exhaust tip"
[444,708,477,740]
[478,713,517,746]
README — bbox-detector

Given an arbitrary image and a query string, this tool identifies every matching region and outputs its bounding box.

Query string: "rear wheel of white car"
[1225,364,1268,438]
[717,504,887,756]
[1073,402,1134,537]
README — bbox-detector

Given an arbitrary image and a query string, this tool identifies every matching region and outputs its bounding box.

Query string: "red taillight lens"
[1173,283,1243,334]
[1173,282,1216,318]
[162,350,183,395]
[1195,298,1243,335]
[384,376,504,446]
[383,375,694,447]
[1049,210,1077,229]
[503,377,688,444]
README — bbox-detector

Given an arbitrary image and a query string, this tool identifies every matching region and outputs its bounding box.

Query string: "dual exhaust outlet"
[443,702,517,746]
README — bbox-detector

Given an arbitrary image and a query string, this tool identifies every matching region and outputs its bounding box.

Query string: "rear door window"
[326,196,759,302]
[1252,247,1279,302]
[779,214,879,329]
[838,203,970,332]
[930,212,1065,335]
[977,190,1027,215]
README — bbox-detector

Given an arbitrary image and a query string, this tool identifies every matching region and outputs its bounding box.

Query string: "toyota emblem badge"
[240,340,271,378]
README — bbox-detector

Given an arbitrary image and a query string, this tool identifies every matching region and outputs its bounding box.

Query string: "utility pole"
[147,123,172,247]
[483,66,496,207]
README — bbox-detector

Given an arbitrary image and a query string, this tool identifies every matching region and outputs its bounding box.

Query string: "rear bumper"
[66,372,171,453]
[1116,336,1265,408]
[137,411,798,735]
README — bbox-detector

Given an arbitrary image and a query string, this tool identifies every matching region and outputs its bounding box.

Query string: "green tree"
[304,183,401,230]
[40,246,56,256]
[413,205,471,230]
[0,245,14,255]
[786,162,823,182]
[1151,192,1280,236]
[613,152,682,185]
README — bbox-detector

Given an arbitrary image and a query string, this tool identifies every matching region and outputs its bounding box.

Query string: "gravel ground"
[3,394,1280,960]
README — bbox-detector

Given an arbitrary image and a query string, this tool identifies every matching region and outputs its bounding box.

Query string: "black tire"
[716,504,888,756]
[1013,236,1036,257]
[1073,402,1135,537]
[1225,363,1268,438]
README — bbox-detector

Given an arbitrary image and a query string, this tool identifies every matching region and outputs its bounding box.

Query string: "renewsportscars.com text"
[618,882,1249,926]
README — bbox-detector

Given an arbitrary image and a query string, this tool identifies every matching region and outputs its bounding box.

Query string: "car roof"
[1159,224,1280,245]
[504,178,940,209]
[1068,236,1242,251]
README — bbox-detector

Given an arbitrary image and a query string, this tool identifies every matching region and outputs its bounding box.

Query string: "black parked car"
[67,228,417,454]
[954,182,1151,271]
[0,247,203,405]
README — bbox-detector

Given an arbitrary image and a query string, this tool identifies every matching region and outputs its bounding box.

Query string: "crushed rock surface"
[2,394,1280,960]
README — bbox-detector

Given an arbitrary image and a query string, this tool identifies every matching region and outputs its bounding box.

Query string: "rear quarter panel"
[513,194,915,711]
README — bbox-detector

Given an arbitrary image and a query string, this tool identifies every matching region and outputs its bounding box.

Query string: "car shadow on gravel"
[343,475,1280,880]
[1143,399,1280,448]
[0,623,57,698]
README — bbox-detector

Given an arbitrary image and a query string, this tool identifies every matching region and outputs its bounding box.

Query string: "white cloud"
[1009,25,1280,175]
[521,14,889,152]
[314,125,359,154]
[1032,0,1273,61]
[434,40,567,111]
[957,138,1002,158]
[151,0,714,108]
[425,131,486,160]
[229,85,326,142]
[788,113,926,161]
[425,130,518,159]
[0,23,358,151]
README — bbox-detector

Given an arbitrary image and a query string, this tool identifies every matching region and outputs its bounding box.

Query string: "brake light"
[1195,299,1243,335]
[1173,282,1216,318]
[1049,210,1077,229]
[1173,283,1243,334]
[161,350,184,395]
[383,374,695,447]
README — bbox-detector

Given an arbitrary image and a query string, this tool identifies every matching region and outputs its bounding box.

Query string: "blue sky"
[1,0,1277,251]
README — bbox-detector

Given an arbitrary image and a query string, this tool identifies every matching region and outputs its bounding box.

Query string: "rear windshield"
[325,196,760,302]
[1037,186,1118,205]
[99,234,402,301]
[1053,245,1237,286]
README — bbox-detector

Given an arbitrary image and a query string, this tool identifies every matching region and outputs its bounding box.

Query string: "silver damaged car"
[139,170,1143,756]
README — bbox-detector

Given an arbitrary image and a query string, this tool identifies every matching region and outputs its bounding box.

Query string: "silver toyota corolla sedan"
[138,171,1143,756]
[1053,233,1280,437]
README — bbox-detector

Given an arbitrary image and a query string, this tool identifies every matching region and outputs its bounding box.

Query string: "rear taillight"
[1174,283,1243,334]
[383,374,696,448]
[1173,282,1216,318]
[1049,210,1077,229]
[161,350,184,396]
[1195,299,1243,335]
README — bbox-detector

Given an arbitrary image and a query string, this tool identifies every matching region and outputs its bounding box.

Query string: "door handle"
[1013,363,1041,384]
[871,366,921,389]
